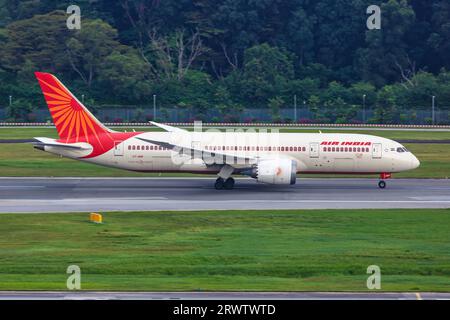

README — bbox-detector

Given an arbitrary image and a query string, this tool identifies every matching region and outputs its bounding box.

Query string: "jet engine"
[244,159,297,185]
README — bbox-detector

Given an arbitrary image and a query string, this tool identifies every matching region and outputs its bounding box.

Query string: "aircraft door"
[114,141,124,156]
[372,143,382,159]
[309,142,320,158]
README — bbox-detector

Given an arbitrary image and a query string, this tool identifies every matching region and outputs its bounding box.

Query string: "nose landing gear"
[378,173,391,189]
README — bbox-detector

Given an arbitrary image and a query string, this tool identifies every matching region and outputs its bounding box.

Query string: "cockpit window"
[397,147,405,153]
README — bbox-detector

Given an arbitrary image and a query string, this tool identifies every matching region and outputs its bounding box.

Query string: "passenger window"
[128,145,131,150]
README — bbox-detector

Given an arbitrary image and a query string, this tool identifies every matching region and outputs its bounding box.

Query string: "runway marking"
[0,186,45,189]
[60,197,169,201]
[415,292,422,300]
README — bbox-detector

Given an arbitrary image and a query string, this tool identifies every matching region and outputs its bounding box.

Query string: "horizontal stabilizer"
[33,137,92,151]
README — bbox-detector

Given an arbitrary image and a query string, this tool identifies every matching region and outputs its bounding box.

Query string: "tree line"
[0,0,449,123]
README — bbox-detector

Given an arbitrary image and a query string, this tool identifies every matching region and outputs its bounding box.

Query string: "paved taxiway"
[1,177,450,213]
[0,291,448,300]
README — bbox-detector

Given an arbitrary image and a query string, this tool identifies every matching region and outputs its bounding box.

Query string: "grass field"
[0,209,448,291]
[1,127,450,177]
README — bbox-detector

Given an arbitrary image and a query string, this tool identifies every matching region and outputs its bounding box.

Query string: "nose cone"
[411,155,420,169]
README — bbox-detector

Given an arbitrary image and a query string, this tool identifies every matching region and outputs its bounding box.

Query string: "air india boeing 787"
[33,72,420,190]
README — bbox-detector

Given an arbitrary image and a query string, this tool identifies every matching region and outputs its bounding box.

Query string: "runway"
[1,177,450,213]
[0,291,448,300]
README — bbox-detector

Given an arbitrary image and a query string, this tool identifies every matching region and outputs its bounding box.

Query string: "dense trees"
[0,0,449,123]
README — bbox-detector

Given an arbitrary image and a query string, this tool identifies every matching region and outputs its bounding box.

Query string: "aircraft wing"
[136,137,256,167]
[150,121,188,133]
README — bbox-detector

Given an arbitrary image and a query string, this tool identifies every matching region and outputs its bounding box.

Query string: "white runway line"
[0,186,45,188]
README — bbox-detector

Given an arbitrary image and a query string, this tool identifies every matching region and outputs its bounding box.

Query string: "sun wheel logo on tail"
[35,72,139,158]
[256,159,297,185]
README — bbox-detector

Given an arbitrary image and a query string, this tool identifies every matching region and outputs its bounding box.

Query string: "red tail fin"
[35,72,111,143]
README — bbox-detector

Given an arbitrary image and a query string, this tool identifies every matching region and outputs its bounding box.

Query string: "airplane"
[33,72,420,190]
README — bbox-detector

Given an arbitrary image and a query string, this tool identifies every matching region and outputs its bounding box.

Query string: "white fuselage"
[46,131,420,175]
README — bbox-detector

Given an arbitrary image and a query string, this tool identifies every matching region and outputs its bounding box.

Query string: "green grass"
[0,209,448,291]
[1,127,450,177]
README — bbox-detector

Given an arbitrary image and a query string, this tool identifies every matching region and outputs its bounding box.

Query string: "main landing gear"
[215,177,235,190]
[215,164,235,190]
[378,173,391,189]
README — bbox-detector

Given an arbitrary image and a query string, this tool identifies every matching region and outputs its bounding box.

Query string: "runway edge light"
[89,213,102,224]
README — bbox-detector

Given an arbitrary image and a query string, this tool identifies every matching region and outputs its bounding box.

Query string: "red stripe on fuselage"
[63,131,142,158]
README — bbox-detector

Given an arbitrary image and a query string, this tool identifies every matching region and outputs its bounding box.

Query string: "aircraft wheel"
[378,180,386,189]
[215,177,225,190]
[224,177,235,190]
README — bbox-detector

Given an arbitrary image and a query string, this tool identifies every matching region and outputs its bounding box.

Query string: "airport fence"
[1,122,450,129]
[1,106,450,126]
